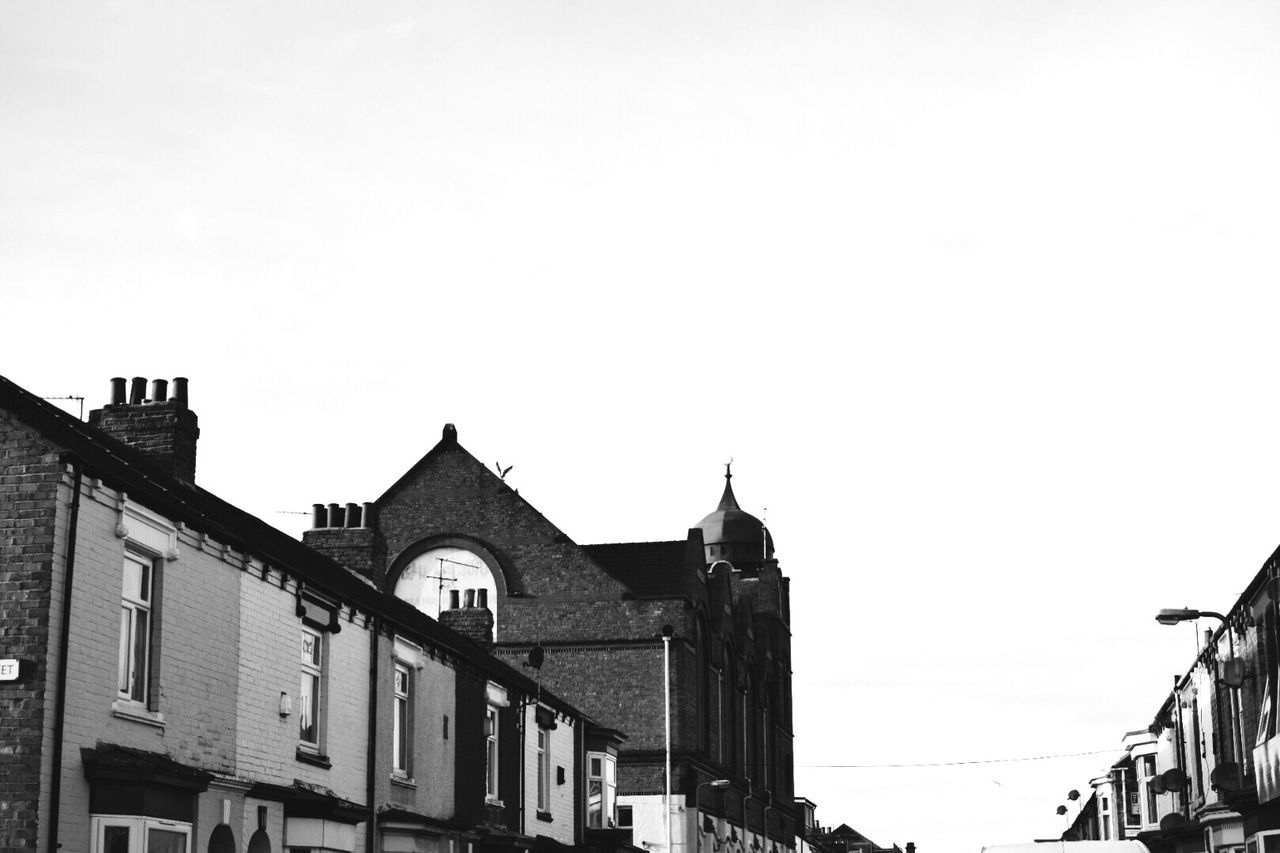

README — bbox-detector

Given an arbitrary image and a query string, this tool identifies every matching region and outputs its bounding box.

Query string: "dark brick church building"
[306,423,797,853]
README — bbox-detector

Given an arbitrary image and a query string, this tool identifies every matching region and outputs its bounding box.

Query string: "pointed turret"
[694,462,773,568]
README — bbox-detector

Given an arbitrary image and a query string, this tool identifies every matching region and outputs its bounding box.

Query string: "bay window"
[92,816,190,853]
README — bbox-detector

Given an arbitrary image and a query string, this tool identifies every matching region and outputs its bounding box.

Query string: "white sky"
[3,1,1280,850]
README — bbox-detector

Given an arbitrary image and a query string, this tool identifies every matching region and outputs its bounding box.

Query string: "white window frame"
[486,704,501,803]
[393,661,412,776]
[537,725,551,812]
[118,552,154,706]
[299,626,324,750]
[586,752,617,828]
[91,815,191,853]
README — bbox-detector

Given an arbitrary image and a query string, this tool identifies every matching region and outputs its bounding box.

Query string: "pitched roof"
[582,540,688,597]
[0,374,588,720]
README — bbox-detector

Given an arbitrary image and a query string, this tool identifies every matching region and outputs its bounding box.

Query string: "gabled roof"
[0,374,589,721]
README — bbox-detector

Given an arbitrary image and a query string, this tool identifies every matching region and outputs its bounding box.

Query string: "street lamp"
[1155,608,1226,626]
[1154,605,1232,819]
[696,780,730,853]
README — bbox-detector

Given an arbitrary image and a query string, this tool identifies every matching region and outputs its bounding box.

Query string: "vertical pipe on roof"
[172,377,189,408]
[346,502,360,528]
[312,504,327,529]
[110,377,126,405]
[129,377,146,404]
[151,379,168,403]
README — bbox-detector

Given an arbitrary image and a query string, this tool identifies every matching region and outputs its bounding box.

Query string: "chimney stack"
[88,376,200,483]
[439,593,495,649]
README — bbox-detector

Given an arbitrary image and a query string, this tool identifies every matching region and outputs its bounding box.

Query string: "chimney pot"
[362,502,375,529]
[89,376,199,482]
[311,504,326,529]
[477,588,488,609]
[464,589,476,608]
[345,502,360,528]
[172,377,189,408]
[449,590,460,610]
[327,503,341,528]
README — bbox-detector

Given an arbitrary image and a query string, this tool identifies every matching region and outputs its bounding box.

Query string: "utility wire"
[800,748,1116,768]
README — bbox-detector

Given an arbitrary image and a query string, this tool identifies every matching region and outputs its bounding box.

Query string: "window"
[537,726,551,812]
[299,627,323,748]
[586,753,616,828]
[118,553,154,704]
[92,816,191,853]
[394,663,412,775]
[617,805,633,829]
[486,705,500,801]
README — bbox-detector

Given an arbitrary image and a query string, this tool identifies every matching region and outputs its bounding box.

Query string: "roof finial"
[716,459,740,511]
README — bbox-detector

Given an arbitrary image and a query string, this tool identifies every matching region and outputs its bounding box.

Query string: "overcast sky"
[4,1,1280,850]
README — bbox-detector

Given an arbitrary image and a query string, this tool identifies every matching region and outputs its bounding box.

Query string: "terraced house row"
[0,374,801,853]
[1061,542,1280,853]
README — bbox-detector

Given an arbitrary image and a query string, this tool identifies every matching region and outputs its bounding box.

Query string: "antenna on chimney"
[42,396,85,420]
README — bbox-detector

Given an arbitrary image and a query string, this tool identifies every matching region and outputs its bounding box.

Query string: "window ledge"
[486,797,505,807]
[391,774,417,789]
[295,748,332,769]
[537,811,553,823]
[111,700,165,729]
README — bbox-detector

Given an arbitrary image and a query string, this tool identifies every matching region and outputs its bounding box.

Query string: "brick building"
[303,424,799,853]
[0,375,610,853]
[1058,539,1280,853]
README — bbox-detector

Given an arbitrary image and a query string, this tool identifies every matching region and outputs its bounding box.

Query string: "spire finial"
[716,459,740,511]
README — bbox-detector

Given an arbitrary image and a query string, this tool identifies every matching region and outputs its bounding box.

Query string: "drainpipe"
[1173,676,1190,820]
[48,458,83,853]
[519,693,527,835]
[367,615,379,853]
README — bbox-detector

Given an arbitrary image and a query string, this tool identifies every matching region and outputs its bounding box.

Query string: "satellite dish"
[1211,763,1241,792]
[1056,805,1068,816]
[1221,658,1247,689]
[527,644,545,670]
[1161,768,1189,790]
[1151,775,1168,795]
[1068,789,1080,801]
[1160,813,1185,831]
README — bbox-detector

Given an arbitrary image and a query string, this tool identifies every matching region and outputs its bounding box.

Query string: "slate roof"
[0,373,587,720]
[582,540,687,597]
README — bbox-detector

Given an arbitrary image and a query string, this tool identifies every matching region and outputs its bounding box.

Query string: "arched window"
[247,828,272,853]
[208,825,235,853]
[696,618,710,753]
[723,645,736,773]
[741,669,754,788]
[760,686,771,794]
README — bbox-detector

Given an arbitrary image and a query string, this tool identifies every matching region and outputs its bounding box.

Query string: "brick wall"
[55,484,243,849]
[377,440,626,599]
[235,565,370,803]
[87,400,198,483]
[0,410,62,852]
[303,526,386,587]
[377,644,457,822]
[522,705,576,844]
